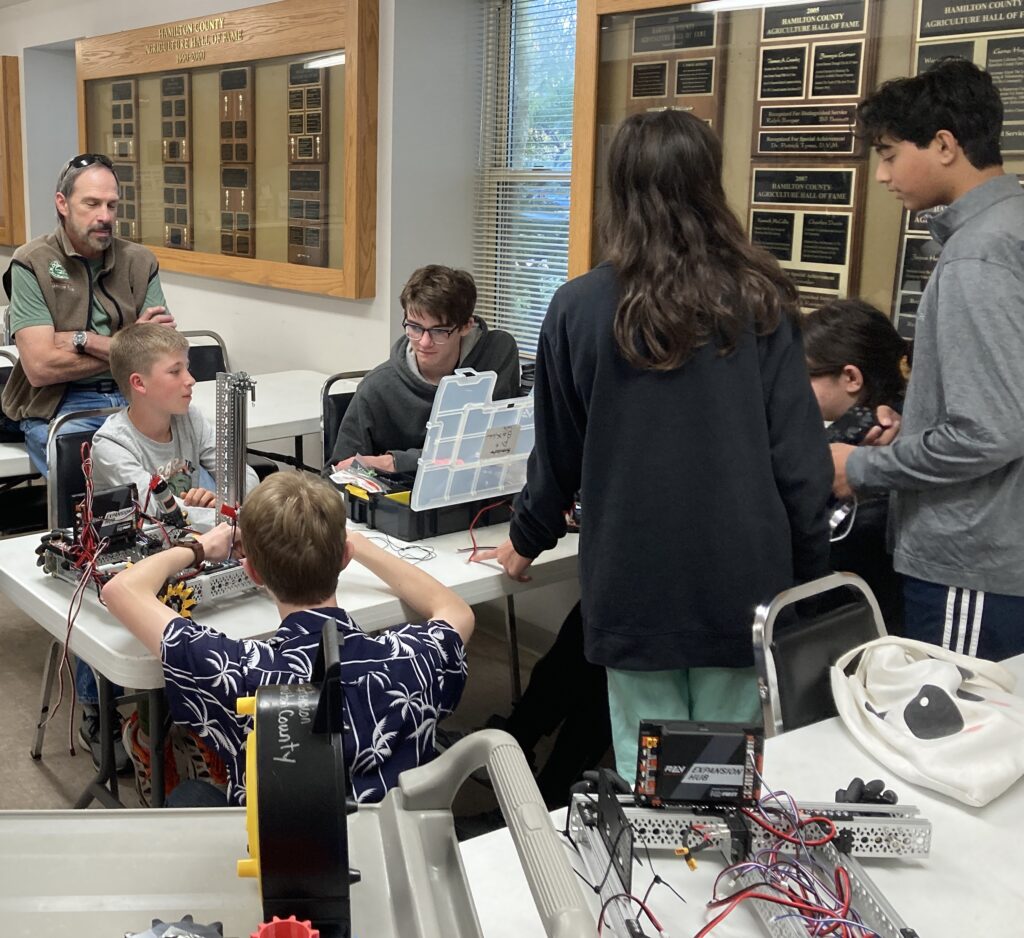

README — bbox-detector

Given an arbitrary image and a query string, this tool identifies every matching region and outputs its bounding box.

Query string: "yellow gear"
[158,580,197,618]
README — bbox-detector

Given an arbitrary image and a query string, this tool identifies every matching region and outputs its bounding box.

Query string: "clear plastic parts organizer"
[411,369,534,512]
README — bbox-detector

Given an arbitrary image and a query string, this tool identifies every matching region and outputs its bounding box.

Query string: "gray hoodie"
[847,174,1024,595]
[327,316,520,473]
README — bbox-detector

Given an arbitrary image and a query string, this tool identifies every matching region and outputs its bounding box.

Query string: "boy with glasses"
[325,265,519,474]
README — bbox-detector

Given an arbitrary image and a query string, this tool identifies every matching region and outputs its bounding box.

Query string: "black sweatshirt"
[510,263,832,671]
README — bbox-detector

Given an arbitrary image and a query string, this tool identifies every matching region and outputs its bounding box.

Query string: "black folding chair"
[0,347,46,533]
[752,572,887,736]
[321,370,369,469]
[182,330,278,481]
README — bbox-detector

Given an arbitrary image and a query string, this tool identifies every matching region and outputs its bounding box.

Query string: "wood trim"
[571,0,701,275]
[343,0,378,299]
[0,56,27,246]
[151,244,351,296]
[568,0,599,278]
[76,0,347,80]
[74,0,378,300]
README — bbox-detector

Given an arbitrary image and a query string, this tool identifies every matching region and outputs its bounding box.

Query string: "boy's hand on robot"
[197,522,242,564]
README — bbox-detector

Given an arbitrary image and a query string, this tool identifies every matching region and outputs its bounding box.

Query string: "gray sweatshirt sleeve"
[848,256,1024,491]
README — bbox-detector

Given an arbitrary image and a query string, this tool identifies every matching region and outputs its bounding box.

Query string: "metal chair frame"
[45,406,122,530]
[320,370,369,468]
[752,571,886,737]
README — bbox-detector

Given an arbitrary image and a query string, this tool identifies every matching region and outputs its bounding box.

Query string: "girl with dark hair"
[803,299,908,422]
[481,110,832,779]
[804,299,909,630]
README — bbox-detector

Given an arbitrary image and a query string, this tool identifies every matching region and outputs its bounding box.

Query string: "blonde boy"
[91,323,256,507]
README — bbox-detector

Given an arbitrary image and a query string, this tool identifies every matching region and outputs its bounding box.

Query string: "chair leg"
[505,594,523,703]
[30,640,62,760]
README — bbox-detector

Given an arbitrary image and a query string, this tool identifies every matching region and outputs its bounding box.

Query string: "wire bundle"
[696,788,879,938]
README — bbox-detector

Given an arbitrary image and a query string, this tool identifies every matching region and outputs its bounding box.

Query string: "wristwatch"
[72,331,88,354]
[176,536,205,569]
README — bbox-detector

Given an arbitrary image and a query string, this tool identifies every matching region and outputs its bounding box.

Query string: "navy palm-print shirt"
[160,606,467,805]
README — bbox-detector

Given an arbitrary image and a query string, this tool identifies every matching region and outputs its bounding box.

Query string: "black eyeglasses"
[60,153,115,184]
[402,319,459,345]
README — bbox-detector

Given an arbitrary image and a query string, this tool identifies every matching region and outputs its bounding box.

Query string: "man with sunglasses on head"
[2,153,174,774]
[2,153,174,478]
[325,264,519,475]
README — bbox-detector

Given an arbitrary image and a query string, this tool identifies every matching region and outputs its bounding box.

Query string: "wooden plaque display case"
[0,56,27,248]
[76,0,378,299]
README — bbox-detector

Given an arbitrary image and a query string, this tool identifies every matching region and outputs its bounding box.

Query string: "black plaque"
[899,236,941,292]
[919,0,1024,39]
[896,292,921,339]
[761,104,856,127]
[916,40,973,74]
[751,210,796,260]
[760,46,808,99]
[785,267,842,291]
[759,131,855,153]
[811,41,863,97]
[632,62,668,98]
[800,213,850,265]
[676,58,715,96]
[987,38,1024,122]
[1000,124,1024,152]
[763,0,867,40]
[633,10,716,53]
[753,168,855,206]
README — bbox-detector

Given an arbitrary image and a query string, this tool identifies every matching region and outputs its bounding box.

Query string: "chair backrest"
[752,571,886,737]
[2,305,11,345]
[0,346,20,437]
[182,330,230,382]
[321,370,369,467]
[46,407,121,529]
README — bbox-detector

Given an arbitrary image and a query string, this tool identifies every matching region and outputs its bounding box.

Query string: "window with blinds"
[475,0,577,358]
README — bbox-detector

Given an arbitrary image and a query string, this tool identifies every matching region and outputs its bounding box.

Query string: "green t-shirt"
[8,258,168,383]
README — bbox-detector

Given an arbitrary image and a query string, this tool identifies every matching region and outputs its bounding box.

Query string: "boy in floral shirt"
[103,472,474,804]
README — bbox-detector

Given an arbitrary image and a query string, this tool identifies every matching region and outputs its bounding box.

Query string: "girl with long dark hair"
[482,110,832,778]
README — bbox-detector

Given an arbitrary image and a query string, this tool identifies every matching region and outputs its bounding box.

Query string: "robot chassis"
[569,793,929,938]
[38,372,259,613]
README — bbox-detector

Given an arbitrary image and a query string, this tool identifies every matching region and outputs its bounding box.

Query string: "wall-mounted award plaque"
[749,163,862,309]
[219,66,255,258]
[287,165,329,266]
[915,0,1024,155]
[626,8,726,128]
[111,160,140,243]
[752,0,877,157]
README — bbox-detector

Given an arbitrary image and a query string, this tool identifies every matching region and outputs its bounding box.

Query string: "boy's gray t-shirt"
[91,406,258,506]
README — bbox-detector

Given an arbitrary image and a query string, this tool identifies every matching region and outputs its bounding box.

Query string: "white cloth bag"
[830,637,1024,807]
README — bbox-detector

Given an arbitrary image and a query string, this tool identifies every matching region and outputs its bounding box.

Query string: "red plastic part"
[250,915,320,938]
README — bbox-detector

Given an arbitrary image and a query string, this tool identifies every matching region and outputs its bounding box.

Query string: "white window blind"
[475,0,577,357]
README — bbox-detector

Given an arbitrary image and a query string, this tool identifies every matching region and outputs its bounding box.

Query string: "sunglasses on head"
[60,153,116,186]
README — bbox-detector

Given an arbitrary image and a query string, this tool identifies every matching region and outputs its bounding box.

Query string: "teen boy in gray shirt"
[832,59,1024,659]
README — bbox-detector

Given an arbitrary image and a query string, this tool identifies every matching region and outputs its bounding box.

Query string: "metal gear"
[124,914,224,937]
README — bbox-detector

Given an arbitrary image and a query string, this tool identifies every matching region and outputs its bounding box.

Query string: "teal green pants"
[607,666,761,782]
